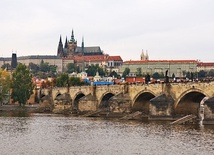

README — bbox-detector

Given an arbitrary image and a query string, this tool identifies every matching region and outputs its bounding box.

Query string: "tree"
[208,69,214,77]
[40,60,50,72]
[136,68,142,77]
[1,63,11,70]
[29,62,40,75]
[86,64,106,76]
[152,72,160,79]
[66,63,79,73]
[56,73,69,87]
[122,67,130,78]
[69,77,87,86]
[109,71,118,78]
[172,73,175,79]
[0,69,11,105]
[11,64,34,106]
[198,70,207,79]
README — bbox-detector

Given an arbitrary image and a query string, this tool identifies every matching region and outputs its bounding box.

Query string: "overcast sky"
[0,0,214,62]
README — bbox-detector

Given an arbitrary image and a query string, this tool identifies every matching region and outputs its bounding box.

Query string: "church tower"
[57,35,64,57]
[145,50,149,60]
[81,36,84,54]
[140,49,149,60]
[140,49,145,60]
[67,30,77,57]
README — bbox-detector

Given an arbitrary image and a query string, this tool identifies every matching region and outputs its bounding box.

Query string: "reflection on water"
[0,113,214,155]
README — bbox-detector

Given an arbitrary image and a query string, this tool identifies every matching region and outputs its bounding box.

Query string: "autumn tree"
[11,64,34,106]
[0,69,11,105]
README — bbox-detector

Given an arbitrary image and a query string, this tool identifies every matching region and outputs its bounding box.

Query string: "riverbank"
[0,104,40,112]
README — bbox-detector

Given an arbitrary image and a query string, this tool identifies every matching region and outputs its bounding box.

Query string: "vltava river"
[0,113,214,155]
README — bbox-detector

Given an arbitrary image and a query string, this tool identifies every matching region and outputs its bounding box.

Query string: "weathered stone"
[78,94,98,112]
[150,94,174,117]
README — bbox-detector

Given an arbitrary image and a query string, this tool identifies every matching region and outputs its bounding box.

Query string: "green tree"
[136,68,142,77]
[208,69,214,77]
[0,69,11,105]
[11,64,34,106]
[66,63,80,73]
[1,63,11,70]
[172,73,175,79]
[86,64,106,76]
[56,73,69,87]
[198,70,207,79]
[152,72,160,79]
[40,60,50,72]
[109,71,118,77]
[29,62,40,74]
[68,77,87,86]
[122,67,130,78]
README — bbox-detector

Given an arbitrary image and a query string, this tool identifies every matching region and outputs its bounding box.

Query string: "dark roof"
[17,55,62,60]
[74,46,102,54]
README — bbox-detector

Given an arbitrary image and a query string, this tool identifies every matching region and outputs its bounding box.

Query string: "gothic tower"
[67,30,77,57]
[81,36,84,54]
[57,35,63,57]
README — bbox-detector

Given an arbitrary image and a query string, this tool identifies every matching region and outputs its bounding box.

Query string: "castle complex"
[0,30,213,77]
[57,30,103,58]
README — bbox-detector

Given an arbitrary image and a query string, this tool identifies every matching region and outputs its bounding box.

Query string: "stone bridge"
[40,82,214,123]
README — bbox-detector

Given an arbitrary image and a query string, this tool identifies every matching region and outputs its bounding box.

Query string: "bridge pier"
[149,94,174,120]
[203,97,214,124]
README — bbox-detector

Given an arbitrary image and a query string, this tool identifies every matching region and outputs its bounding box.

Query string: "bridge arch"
[99,92,115,111]
[132,91,156,114]
[54,92,62,100]
[175,88,207,116]
[73,92,86,110]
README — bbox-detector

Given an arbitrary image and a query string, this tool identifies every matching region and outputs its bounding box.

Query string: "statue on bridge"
[145,74,150,84]
[165,70,169,83]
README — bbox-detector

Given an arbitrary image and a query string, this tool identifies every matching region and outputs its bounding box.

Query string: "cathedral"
[57,30,103,58]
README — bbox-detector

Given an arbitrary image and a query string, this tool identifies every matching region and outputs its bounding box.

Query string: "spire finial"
[59,35,62,43]
[82,36,84,48]
[70,29,75,43]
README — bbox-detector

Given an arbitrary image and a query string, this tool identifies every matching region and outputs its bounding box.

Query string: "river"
[0,113,214,155]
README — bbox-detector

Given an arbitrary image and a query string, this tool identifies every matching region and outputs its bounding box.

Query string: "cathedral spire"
[70,29,75,43]
[64,36,68,48]
[59,35,62,43]
[81,36,84,48]
[57,35,63,56]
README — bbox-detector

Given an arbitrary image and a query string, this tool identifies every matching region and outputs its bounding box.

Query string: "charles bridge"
[40,82,214,123]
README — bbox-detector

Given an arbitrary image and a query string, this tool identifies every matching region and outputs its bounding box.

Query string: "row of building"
[0,30,214,78]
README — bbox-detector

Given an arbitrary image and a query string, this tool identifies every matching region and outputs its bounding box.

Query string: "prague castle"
[57,30,103,58]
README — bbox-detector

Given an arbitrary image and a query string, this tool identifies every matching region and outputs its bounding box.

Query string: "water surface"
[0,113,214,155]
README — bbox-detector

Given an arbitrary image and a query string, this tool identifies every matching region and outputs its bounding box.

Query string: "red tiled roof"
[108,56,123,61]
[197,62,214,67]
[63,55,123,62]
[123,60,198,64]
[126,77,145,83]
